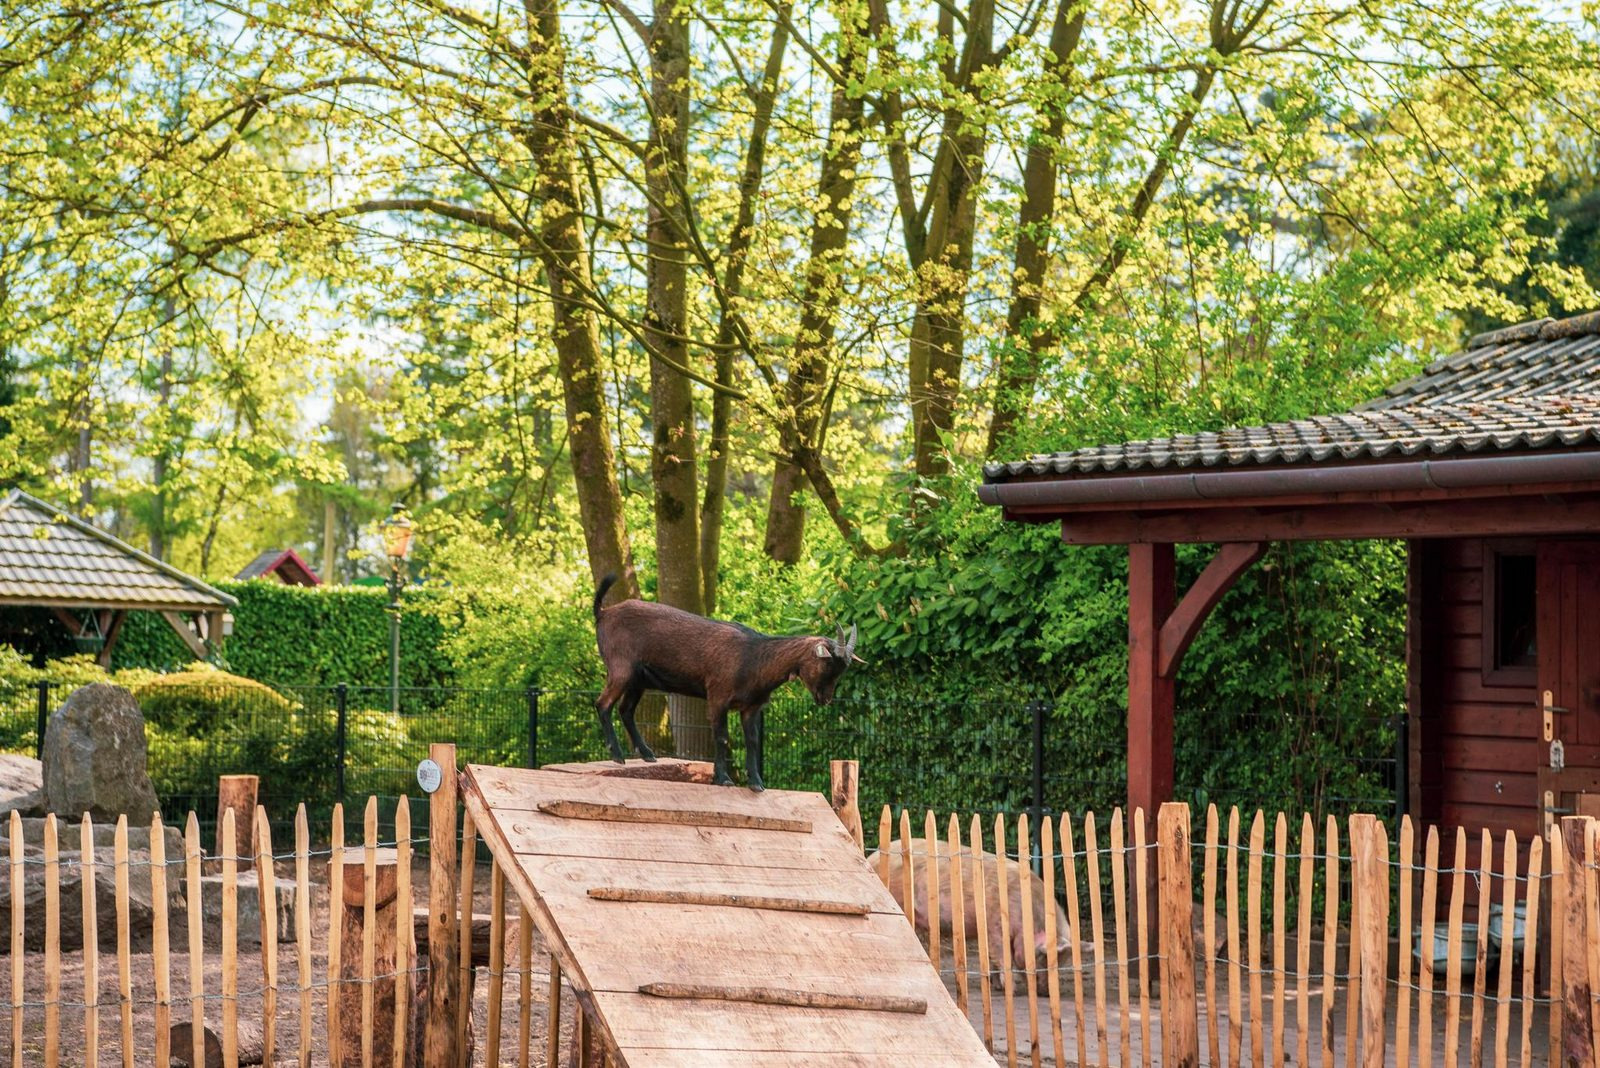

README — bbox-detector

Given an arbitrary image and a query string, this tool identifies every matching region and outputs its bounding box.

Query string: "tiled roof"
[234,547,319,585]
[984,311,1600,482]
[0,492,237,609]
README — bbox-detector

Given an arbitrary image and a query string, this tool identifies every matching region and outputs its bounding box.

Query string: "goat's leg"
[739,710,764,792]
[595,683,627,764]
[710,706,735,786]
[617,686,656,762]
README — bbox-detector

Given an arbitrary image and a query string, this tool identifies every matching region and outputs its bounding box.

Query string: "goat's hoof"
[609,753,626,765]
[637,749,658,763]
[747,780,765,793]
[713,774,736,787]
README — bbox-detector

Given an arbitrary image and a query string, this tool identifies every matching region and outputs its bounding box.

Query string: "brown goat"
[592,574,861,789]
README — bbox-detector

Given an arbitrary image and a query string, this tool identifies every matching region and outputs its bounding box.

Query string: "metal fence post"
[526,686,541,768]
[335,683,348,801]
[1031,698,1046,876]
[1394,711,1409,835]
[34,679,49,760]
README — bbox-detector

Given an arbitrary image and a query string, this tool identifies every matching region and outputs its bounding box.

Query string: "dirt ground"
[3,856,582,1067]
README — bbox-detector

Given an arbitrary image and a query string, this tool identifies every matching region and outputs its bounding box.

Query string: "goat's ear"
[814,642,832,659]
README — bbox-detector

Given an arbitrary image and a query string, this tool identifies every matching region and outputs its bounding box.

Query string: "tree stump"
[336,846,418,1068]
[215,775,258,872]
[168,1021,265,1066]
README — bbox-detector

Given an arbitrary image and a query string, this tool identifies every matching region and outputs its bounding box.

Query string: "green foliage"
[113,581,456,688]
[133,665,295,732]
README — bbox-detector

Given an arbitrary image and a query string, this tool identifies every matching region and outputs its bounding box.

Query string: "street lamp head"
[381,503,415,564]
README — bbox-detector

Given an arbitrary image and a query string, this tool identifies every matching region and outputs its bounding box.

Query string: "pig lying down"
[867,837,1070,993]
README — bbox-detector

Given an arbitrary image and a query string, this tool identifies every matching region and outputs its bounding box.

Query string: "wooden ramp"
[460,763,995,1067]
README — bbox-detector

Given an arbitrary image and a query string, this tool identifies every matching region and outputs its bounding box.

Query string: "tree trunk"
[762,0,876,564]
[523,0,638,598]
[702,9,791,613]
[984,0,1085,457]
[906,0,995,481]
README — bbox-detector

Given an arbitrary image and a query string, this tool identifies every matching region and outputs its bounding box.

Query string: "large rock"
[0,846,184,952]
[0,754,43,817]
[41,683,159,823]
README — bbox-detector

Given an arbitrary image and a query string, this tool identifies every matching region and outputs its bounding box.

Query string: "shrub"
[134,665,296,733]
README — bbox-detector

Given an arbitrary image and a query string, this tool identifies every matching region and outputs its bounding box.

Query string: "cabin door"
[1535,541,1600,834]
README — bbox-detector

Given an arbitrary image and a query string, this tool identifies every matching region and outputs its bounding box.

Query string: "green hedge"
[112,581,457,688]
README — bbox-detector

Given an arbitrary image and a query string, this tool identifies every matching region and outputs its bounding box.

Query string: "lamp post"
[380,503,415,715]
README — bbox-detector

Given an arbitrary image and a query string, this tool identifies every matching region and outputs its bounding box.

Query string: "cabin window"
[1491,552,1537,674]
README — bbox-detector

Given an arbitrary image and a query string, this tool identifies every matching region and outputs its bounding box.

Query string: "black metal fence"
[0,677,1404,842]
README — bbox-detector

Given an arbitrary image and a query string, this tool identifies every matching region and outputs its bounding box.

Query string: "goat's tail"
[593,573,619,621]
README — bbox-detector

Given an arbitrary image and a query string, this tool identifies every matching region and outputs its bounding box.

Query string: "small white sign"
[416,758,443,794]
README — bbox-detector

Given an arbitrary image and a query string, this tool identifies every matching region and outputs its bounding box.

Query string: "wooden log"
[456,808,478,1063]
[1157,802,1197,1068]
[1470,829,1493,1068]
[1398,816,1415,1068]
[328,803,344,1068]
[1020,813,1041,1068]
[928,810,943,986]
[1321,815,1338,1068]
[829,760,863,851]
[1042,814,1064,1068]
[1133,808,1151,1068]
[1494,832,1517,1068]
[1111,808,1131,1068]
[43,812,58,1068]
[1247,811,1264,1068]
[585,886,871,914]
[1201,806,1219,1068]
[336,839,416,1067]
[1352,815,1389,1068]
[997,812,1018,1068]
[545,955,562,1068]
[114,816,134,1068]
[972,814,995,1052]
[517,903,531,1068]
[1227,807,1244,1068]
[535,799,810,834]
[186,813,205,1068]
[1085,812,1109,1068]
[426,742,461,1068]
[222,810,239,1068]
[1445,827,1468,1068]
[1272,813,1287,1068]
[488,861,506,1066]
[1558,817,1594,1068]
[152,814,173,1068]
[949,814,970,1019]
[1062,814,1088,1068]
[1419,825,1440,1068]
[167,1020,267,1067]
[294,805,312,1068]
[81,814,99,1067]
[8,811,21,1068]
[539,757,713,783]
[395,798,414,1068]
[254,808,278,1067]
[216,775,258,872]
[1519,836,1543,1068]
[636,982,928,1015]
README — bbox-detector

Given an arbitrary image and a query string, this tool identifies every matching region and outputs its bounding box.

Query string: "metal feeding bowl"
[1413,922,1496,979]
[1488,901,1527,956]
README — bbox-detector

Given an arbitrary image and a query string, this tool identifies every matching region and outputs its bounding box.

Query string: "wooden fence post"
[216,775,258,872]
[1351,814,1390,1068]
[426,743,460,1068]
[829,760,862,852]
[1559,816,1596,1068]
[1157,802,1197,1068]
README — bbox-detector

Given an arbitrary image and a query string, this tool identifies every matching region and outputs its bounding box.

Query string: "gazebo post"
[1128,542,1176,822]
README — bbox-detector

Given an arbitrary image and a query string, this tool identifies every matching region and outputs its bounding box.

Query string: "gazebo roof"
[977,311,1600,544]
[0,491,237,611]
[984,311,1600,482]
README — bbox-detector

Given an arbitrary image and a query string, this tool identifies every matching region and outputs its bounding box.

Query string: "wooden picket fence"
[869,801,1600,1068]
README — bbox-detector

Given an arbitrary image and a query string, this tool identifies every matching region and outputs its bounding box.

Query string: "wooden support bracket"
[160,611,209,660]
[1157,542,1267,679]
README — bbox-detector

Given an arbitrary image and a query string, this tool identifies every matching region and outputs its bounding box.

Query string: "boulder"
[41,683,159,823]
[0,754,43,817]
[0,846,184,952]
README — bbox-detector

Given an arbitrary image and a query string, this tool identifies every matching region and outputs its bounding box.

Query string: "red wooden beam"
[1128,543,1175,822]
[1156,542,1267,678]
[1061,495,1600,545]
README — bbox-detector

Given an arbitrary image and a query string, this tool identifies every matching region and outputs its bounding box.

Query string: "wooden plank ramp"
[460,763,994,1067]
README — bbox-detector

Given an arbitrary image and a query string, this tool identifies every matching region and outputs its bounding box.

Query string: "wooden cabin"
[979,311,1600,849]
[234,547,321,586]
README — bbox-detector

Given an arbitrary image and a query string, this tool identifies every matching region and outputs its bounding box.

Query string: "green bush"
[134,666,296,733]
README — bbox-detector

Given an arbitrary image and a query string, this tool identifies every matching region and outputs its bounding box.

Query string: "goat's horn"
[845,622,858,657]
